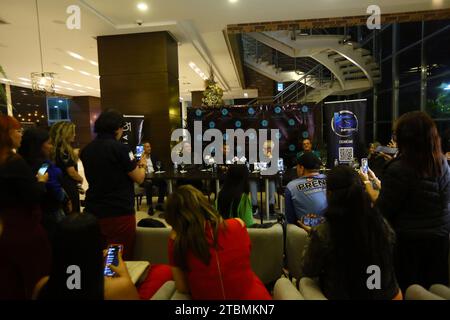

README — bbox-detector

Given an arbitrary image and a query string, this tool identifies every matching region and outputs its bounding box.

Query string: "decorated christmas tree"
[202,66,223,107]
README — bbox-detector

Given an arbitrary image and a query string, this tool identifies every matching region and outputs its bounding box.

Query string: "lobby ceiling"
[0,0,447,101]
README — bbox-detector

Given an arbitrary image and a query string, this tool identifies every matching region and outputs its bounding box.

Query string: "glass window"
[399,82,420,115]
[425,20,450,36]
[380,25,393,59]
[377,90,392,121]
[426,76,450,119]
[47,97,70,124]
[380,59,392,90]
[399,22,422,49]
[425,28,450,78]
[398,43,421,84]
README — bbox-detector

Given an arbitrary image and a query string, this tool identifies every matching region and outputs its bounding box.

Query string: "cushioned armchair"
[285,224,309,280]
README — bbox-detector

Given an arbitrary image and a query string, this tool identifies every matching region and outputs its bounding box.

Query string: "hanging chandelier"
[31,0,56,95]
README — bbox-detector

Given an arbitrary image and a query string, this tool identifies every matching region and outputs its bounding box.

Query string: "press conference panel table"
[146,169,283,221]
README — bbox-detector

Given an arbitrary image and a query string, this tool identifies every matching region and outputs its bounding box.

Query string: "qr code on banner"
[339,147,354,162]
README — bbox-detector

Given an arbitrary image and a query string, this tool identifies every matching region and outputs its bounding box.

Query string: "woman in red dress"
[165,185,271,300]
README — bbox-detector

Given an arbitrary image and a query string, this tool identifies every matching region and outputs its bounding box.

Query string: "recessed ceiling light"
[0,78,11,82]
[86,86,94,90]
[89,60,98,67]
[244,92,248,98]
[65,87,75,91]
[18,77,31,82]
[229,0,238,3]
[93,75,100,79]
[20,82,30,86]
[77,90,86,93]
[59,80,70,84]
[79,70,91,76]
[74,84,83,87]
[63,65,74,71]
[67,51,84,60]
[58,100,63,103]
[137,3,148,11]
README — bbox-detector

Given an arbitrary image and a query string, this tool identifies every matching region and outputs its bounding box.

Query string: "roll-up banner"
[121,115,144,152]
[323,99,366,168]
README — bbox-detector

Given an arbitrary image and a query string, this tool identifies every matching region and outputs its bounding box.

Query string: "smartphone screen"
[104,244,123,277]
[361,158,368,174]
[38,163,49,176]
[135,145,144,159]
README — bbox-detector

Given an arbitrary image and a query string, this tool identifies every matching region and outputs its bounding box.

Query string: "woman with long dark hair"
[301,165,400,299]
[216,164,254,227]
[362,111,450,291]
[33,213,140,300]
[0,115,51,299]
[165,185,271,300]
[18,128,70,240]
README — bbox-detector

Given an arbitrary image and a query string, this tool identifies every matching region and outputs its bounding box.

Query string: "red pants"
[98,215,136,260]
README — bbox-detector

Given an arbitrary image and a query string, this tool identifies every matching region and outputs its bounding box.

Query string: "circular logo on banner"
[195,109,202,117]
[221,108,229,116]
[209,121,215,128]
[302,105,309,113]
[289,144,296,151]
[261,120,268,127]
[248,107,255,115]
[331,110,359,137]
[288,119,295,126]
[302,131,309,138]
[235,120,242,128]
[274,106,282,114]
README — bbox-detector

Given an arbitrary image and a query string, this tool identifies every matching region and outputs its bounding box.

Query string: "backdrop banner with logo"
[121,115,144,152]
[323,99,366,167]
[187,104,315,165]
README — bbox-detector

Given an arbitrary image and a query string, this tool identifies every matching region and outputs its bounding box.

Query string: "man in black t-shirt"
[80,110,145,259]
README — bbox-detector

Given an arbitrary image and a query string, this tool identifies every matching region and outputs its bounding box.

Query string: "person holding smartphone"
[300,165,401,300]
[18,128,71,241]
[0,115,51,299]
[33,213,140,300]
[80,110,146,260]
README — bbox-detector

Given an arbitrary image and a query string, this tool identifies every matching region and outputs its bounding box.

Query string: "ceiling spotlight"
[89,60,98,67]
[137,3,148,11]
[58,100,63,103]
[229,0,238,3]
[63,65,74,71]
[79,70,91,76]
[18,77,31,82]
[244,92,248,98]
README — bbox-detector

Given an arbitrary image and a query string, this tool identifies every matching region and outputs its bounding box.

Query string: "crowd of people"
[0,109,449,300]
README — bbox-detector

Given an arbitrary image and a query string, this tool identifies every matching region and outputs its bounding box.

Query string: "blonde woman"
[52,121,83,213]
[166,185,271,300]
